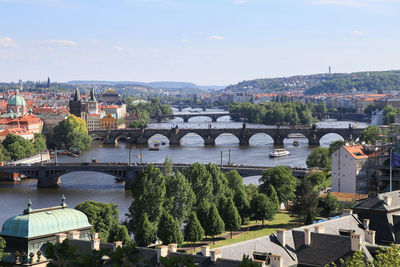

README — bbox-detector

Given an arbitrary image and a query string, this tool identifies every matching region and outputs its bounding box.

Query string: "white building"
[85,113,101,131]
[331,144,370,194]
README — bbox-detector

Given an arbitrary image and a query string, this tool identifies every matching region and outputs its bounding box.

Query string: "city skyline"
[0,0,400,85]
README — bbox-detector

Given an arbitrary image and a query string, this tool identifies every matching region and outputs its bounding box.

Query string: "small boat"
[293,140,299,146]
[114,177,124,183]
[269,149,290,158]
[149,146,160,151]
[161,141,166,145]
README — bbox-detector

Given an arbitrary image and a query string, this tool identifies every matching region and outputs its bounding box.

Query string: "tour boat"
[293,140,299,146]
[269,149,290,158]
[149,146,160,151]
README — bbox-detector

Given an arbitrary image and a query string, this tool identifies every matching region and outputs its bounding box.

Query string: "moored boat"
[269,148,290,158]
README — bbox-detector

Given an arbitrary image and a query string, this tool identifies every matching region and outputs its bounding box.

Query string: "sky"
[0,0,400,85]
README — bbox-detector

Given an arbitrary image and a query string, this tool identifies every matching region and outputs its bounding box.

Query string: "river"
[0,108,368,225]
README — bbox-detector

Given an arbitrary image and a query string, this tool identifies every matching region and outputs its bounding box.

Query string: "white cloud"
[0,37,16,48]
[233,0,246,4]
[39,39,77,46]
[206,35,225,41]
[180,38,189,43]
[114,45,124,51]
[352,30,363,36]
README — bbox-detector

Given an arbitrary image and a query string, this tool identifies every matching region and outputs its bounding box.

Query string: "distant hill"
[224,70,400,94]
[67,80,225,90]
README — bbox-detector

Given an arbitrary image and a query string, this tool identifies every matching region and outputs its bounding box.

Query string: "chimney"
[253,260,266,267]
[91,238,100,251]
[201,246,210,257]
[384,195,392,206]
[55,233,66,243]
[364,230,375,245]
[363,219,370,230]
[342,209,353,216]
[270,255,283,267]
[113,241,123,251]
[157,245,168,263]
[315,225,325,234]
[276,230,286,247]
[350,233,362,251]
[68,230,80,240]
[168,243,177,253]
[92,233,99,240]
[210,250,222,263]
[304,228,311,246]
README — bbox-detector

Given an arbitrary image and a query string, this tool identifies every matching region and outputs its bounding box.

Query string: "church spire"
[73,88,81,101]
[90,86,96,102]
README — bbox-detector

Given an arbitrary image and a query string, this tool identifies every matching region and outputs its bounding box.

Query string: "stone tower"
[87,87,98,114]
[69,88,82,117]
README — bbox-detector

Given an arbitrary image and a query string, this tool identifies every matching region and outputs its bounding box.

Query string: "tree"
[220,197,242,238]
[0,236,6,260]
[318,193,340,217]
[127,165,166,233]
[307,171,326,188]
[33,133,47,153]
[2,134,35,160]
[45,239,79,267]
[293,180,319,224]
[134,213,157,247]
[359,126,382,144]
[204,204,225,244]
[157,210,184,247]
[162,156,174,178]
[185,163,213,205]
[160,255,196,267]
[250,193,276,227]
[259,166,297,203]
[75,201,131,244]
[226,170,249,220]
[245,184,258,203]
[164,171,195,225]
[184,212,204,250]
[51,115,91,150]
[264,184,280,214]
[206,163,230,203]
[328,140,345,155]
[196,199,210,231]
[374,244,400,266]
[306,147,331,171]
[239,255,260,267]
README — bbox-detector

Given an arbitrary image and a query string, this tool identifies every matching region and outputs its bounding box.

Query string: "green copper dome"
[0,206,91,238]
[8,90,27,106]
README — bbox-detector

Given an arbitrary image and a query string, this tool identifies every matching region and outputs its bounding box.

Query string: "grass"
[182,212,299,253]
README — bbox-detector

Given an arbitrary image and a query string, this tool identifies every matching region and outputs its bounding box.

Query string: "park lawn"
[183,212,298,253]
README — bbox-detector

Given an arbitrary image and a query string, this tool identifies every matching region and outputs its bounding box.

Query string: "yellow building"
[100,113,117,130]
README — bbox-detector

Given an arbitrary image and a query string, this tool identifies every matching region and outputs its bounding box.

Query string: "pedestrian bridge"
[90,124,364,146]
[0,163,307,189]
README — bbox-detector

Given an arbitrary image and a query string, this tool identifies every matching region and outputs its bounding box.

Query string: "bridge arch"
[215,132,240,145]
[215,115,231,122]
[319,133,345,147]
[180,132,205,146]
[248,133,274,145]
[148,134,169,145]
[115,135,131,146]
[187,115,212,123]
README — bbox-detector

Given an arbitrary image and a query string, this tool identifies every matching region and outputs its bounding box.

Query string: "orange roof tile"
[343,145,368,159]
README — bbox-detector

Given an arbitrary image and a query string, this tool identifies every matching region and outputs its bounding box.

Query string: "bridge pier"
[37,176,61,188]
[125,169,138,190]
[204,136,216,146]
[183,117,189,123]
[273,137,284,146]
[211,116,217,122]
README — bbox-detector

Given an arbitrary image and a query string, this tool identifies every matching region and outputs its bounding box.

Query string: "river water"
[0,109,368,225]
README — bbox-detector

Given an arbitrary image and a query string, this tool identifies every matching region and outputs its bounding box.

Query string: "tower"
[87,87,98,114]
[47,77,50,88]
[69,88,83,117]
[329,66,332,75]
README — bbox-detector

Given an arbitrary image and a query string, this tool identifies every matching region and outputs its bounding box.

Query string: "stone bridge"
[152,112,231,122]
[0,163,307,189]
[90,125,364,146]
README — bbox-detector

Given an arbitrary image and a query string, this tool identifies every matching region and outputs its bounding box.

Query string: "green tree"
[245,184,258,203]
[239,255,260,267]
[185,163,213,205]
[134,213,157,247]
[160,255,196,267]
[306,147,331,171]
[164,171,195,225]
[359,126,382,144]
[259,166,297,203]
[328,140,345,156]
[0,236,7,260]
[162,156,174,178]
[157,210,184,247]
[226,171,250,220]
[184,212,205,250]
[307,171,326,188]
[51,114,91,150]
[318,193,340,217]
[250,193,276,227]
[220,198,242,238]
[75,201,131,244]
[293,180,319,224]
[206,163,231,203]
[264,184,280,214]
[33,133,47,153]
[45,239,79,267]
[204,204,225,244]
[374,244,400,267]
[127,165,166,233]
[2,134,35,160]
[196,199,210,231]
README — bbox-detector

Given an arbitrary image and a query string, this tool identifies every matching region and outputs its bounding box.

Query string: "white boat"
[269,149,290,158]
